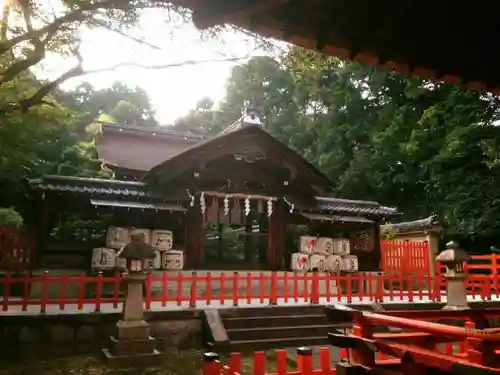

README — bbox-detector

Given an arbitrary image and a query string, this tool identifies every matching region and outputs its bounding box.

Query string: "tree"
[63,81,158,126]
[0,69,109,220]
[174,47,500,243]
[0,1,262,113]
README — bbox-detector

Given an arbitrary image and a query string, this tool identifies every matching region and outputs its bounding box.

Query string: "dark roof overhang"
[168,0,500,93]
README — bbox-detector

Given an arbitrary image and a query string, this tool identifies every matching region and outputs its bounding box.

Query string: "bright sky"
[43,9,271,124]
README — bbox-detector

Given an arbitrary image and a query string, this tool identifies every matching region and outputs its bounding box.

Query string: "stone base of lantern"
[103,321,162,368]
[102,275,162,368]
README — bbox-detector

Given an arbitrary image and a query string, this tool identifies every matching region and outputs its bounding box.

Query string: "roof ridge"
[97,122,208,140]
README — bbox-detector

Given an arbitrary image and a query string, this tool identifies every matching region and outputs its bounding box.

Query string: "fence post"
[203,352,220,375]
[190,271,197,308]
[310,271,319,304]
[297,347,313,375]
[269,271,278,305]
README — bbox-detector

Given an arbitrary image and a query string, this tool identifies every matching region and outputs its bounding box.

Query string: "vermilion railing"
[203,321,497,375]
[0,271,498,313]
[327,307,500,372]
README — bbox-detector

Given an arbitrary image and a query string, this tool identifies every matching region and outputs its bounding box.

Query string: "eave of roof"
[380,215,442,234]
[312,196,398,218]
[29,175,399,218]
[29,175,150,198]
[169,0,500,94]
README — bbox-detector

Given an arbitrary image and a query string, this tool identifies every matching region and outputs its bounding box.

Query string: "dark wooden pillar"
[244,219,253,267]
[185,201,204,269]
[267,200,286,270]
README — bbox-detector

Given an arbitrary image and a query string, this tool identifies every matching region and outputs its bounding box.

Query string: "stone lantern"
[436,241,470,310]
[103,232,160,367]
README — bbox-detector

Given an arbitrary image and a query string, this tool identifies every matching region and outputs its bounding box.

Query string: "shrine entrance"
[143,123,332,270]
[203,221,267,270]
[195,192,279,270]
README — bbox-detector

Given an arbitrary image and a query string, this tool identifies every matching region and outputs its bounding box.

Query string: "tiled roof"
[29,175,399,218]
[98,122,208,142]
[315,197,398,217]
[380,215,442,233]
[29,175,150,197]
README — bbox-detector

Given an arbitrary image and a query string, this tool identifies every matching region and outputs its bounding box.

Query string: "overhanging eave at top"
[171,0,500,94]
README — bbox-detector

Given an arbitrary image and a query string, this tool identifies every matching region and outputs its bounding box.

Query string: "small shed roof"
[380,215,442,235]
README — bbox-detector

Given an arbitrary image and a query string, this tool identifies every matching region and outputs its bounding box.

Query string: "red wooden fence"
[381,239,430,275]
[0,270,497,313]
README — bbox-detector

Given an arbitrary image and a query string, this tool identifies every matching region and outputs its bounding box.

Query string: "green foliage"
[0,207,23,228]
[0,69,109,219]
[61,82,158,126]
[174,49,500,243]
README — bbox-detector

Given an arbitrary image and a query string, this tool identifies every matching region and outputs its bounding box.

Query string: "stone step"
[224,314,328,329]
[225,336,332,353]
[222,305,325,318]
[227,324,340,341]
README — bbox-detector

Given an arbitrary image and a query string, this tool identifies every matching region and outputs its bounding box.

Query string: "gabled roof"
[170,0,500,93]
[143,124,333,193]
[95,123,206,172]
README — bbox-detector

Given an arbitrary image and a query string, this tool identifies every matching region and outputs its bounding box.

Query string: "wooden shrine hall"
[29,115,398,270]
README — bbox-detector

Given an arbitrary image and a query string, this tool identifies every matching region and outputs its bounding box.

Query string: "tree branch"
[13,54,249,113]
[89,18,162,50]
[18,45,84,112]
[0,0,172,54]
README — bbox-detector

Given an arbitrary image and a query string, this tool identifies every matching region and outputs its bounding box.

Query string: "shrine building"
[28,113,398,271]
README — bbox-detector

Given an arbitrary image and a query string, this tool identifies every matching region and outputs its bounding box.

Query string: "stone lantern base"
[102,273,162,368]
[102,332,161,367]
